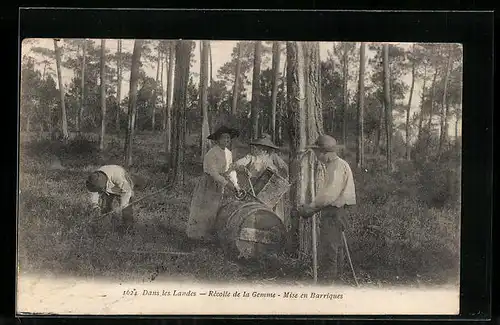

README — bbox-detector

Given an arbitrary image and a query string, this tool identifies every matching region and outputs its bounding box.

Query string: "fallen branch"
[107,248,193,256]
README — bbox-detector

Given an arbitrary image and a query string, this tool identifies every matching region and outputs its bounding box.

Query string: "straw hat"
[249,133,280,150]
[307,135,345,152]
[207,125,240,140]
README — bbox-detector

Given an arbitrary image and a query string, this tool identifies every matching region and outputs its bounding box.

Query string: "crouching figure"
[85,164,135,232]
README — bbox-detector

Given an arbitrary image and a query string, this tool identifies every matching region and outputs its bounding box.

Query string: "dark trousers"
[100,193,134,228]
[317,206,347,283]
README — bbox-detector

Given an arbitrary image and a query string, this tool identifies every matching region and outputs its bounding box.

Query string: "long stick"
[99,184,173,218]
[342,231,360,287]
[309,152,318,284]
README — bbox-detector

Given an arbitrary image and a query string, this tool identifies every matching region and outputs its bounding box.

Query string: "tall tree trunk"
[42,62,47,81]
[406,47,416,160]
[209,44,213,86]
[160,46,165,130]
[251,41,262,139]
[116,39,122,132]
[231,42,242,116]
[124,40,144,167]
[78,40,86,133]
[200,41,211,159]
[342,42,349,147]
[382,44,392,172]
[426,67,439,149]
[454,112,458,140]
[280,53,287,145]
[171,41,192,187]
[153,44,161,131]
[287,41,323,259]
[53,39,68,139]
[438,45,454,159]
[357,42,365,168]
[99,39,107,151]
[454,108,460,153]
[417,65,428,146]
[165,43,175,165]
[270,41,281,142]
[375,103,384,155]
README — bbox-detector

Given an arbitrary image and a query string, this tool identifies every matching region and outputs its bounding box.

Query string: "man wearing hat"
[227,133,289,220]
[186,125,242,243]
[86,164,135,231]
[298,134,356,285]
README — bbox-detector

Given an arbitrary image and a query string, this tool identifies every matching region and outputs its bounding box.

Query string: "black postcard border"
[3,8,494,322]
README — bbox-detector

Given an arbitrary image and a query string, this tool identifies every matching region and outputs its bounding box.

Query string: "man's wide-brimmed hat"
[85,171,107,193]
[249,133,280,150]
[307,135,345,152]
[207,125,240,140]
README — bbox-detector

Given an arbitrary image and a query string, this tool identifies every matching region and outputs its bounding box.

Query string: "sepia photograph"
[17,38,462,315]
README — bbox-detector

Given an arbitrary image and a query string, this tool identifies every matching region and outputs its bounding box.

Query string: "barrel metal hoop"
[239,227,279,244]
[222,203,263,241]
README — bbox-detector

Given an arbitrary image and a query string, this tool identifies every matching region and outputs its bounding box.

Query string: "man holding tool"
[85,164,135,233]
[297,135,357,285]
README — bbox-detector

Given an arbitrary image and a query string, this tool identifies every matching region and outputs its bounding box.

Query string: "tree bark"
[200,41,211,159]
[99,39,107,151]
[405,46,416,160]
[417,65,428,147]
[53,39,69,139]
[287,41,323,259]
[375,102,384,155]
[231,42,242,116]
[209,44,213,86]
[382,44,393,172]
[342,42,349,147]
[160,45,165,129]
[171,41,192,187]
[251,41,262,139]
[438,45,454,159]
[270,41,281,142]
[42,62,47,81]
[124,40,144,167]
[153,44,161,131]
[165,42,175,163]
[454,107,460,153]
[357,42,365,168]
[116,39,122,132]
[426,67,439,147]
[79,39,86,133]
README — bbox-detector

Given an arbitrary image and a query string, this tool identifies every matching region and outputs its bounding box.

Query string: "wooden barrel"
[215,198,286,260]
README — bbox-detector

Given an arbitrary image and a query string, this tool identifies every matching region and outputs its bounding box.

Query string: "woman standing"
[186,126,241,242]
[228,133,289,220]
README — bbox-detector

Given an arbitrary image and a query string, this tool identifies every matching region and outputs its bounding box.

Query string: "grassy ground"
[17,131,460,287]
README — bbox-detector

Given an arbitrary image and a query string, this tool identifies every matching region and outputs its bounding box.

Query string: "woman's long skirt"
[186,174,224,241]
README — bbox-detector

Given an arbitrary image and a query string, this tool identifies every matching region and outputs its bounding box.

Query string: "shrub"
[346,194,460,280]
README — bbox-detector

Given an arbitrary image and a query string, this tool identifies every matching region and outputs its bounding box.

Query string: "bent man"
[85,164,135,231]
[298,135,356,285]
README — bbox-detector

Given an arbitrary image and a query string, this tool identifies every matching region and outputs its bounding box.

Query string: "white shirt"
[233,153,275,178]
[311,154,356,209]
[90,165,133,208]
[203,145,239,189]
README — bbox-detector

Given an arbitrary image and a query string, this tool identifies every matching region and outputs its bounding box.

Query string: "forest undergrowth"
[18,131,461,287]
